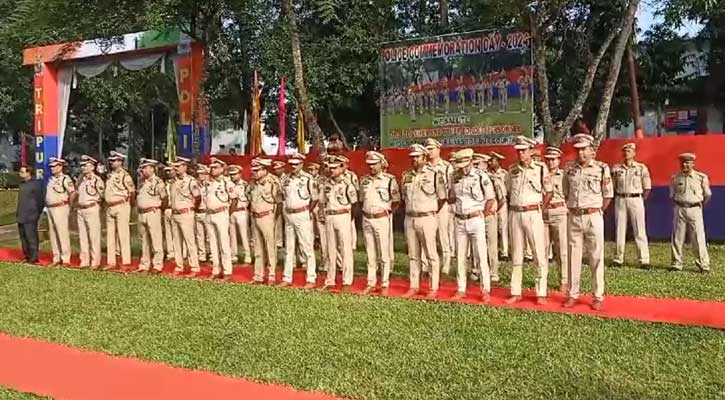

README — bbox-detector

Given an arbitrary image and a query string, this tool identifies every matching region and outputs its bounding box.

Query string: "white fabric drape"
[57,67,74,156]
[119,53,164,71]
[75,61,113,78]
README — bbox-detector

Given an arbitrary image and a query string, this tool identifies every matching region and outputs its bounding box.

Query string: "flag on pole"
[278,76,287,156]
[248,70,263,155]
[165,115,176,163]
[297,107,306,154]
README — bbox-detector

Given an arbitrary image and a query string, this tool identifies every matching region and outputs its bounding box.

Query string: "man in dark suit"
[17,166,45,263]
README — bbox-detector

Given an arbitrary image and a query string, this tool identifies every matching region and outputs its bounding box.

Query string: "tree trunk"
[531,10,619,145]
[282,0,324,153]
[328,107,351,150]
[440,0,448,29]
[626,43,643,137]
[593,0,640,141]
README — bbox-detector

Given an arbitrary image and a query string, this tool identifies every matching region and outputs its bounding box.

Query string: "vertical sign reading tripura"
[379,29,534,148]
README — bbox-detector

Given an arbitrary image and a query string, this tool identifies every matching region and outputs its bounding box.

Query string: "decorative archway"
[23,29,209,179]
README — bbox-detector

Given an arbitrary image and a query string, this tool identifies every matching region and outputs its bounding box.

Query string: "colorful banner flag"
[248,70,263,155]
[297,107,306,154]
[165,114,176,162]
[278,76,287,155]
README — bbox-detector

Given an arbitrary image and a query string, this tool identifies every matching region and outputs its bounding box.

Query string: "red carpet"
[0,333,341,400]
[1,247,724,330]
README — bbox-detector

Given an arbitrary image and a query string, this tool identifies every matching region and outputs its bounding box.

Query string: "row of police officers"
[41,133,712,311]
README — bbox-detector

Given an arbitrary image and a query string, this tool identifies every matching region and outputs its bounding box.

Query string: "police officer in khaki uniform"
[46,157,74,266]
[425,138,454,275]
[401,144,447,297]
[670,153,711,273]
[170,157,202,277]
[506,136,553,305]
[320,156,358,291]
[562,134,614,311]
[280,154,318,288]
[339,155,360,251]
[272,160,287,249]
[134,158,166,274]
[249,158,281,284]
[163,165,177,260]
[229,165,252,265]
[195,165,211,263]
[543,147,569,292]
[205,157,237,280]
[612,143,652,269]
[307,162,329,273]
[360,151,400,295]
[473,153,502,284]
[488,151,509,260]
[104,151,135,270]
[76,155,105,269]
[450,149,495,301]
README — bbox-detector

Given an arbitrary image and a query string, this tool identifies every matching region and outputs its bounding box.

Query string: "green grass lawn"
[0,387,48,399]
[0,262,723,400]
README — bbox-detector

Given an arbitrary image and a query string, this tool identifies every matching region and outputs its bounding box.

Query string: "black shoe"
[640,264,652,271]
[668,266,681,272]
[700,269,711,274]
[609,261,623,268]
[499,255,509,262]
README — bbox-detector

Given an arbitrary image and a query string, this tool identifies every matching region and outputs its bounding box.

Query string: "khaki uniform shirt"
[507,161,552,207]
[450,168,495,214]
[670,170,711,204]
[360,172,400,214]
[612,161,652,195]
[320,175,358,212]
[205,176,237,209]
[429,159,454,189]
[136,175,166,209]
[104,168,135,203]
[490,167,509,199]
[343,170,360,191]
[46,174,75,205]
[77,173,105,206]
[402,166,446,214]
[562,160,614,209]
[281,170,318,209]
[170,174,201,210]
[232,179,250,209]
[546,167,568,216]
[249,174,280,214]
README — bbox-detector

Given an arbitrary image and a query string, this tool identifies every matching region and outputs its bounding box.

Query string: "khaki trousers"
[456,215,490,293]
[614,197,650,264]
[484,213,499,282]
[314,209,329,272]
[275,212,284,248]
[351,218,358,250]
[405,215,439,290]
[207,211,233,276]
[437,204,452,274]
[106,202,131,266]
[325,213,354,286]
[283,211,317,284]
[252,213,277,281]
[568,212,605,301]
[497,203,509,257]
[195,212,209,262]
[172,212,200,272]
[509,210,548,297]
[138,209,164,271]
[389,215,395,273]
[230,210,252,264]
[363,214,392,288]
[164,209,175,258]
[78,205,102,267]
[671,206,710,270]
[48,205,71,263]
[544,212,568,286]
